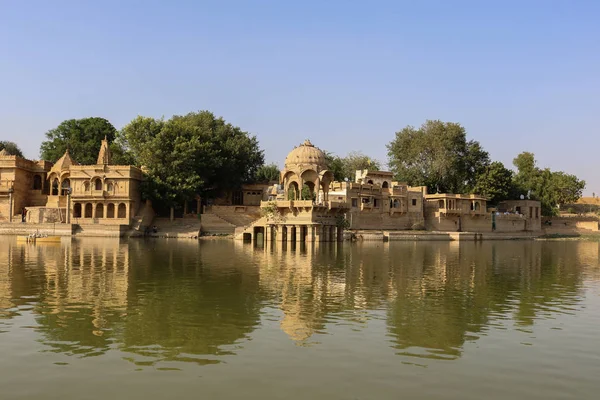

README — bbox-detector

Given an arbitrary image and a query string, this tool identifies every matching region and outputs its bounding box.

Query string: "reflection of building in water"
[255,244,362,344]
[42,239,130,330]
[0,241,12,311]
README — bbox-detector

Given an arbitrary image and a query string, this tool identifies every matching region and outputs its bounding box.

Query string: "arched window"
[96,203,104,218]
[84,203,93,218]
[61,179,70,196]
[51,179,59,196]
[95,178,102,191]
[118,203,127,218]
[33,175,42,190]
[367,180,374,185]
[382,181,389,189]
[107,203,115,218]
[393,199,400,208]
[474,202,481,211]
[73,203,82,218]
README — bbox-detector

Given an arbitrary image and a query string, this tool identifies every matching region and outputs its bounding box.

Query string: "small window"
[374,199,379,207]
[367,180,374,184]
[535,207,539,218]
[95,178,102,191]
[351,198,358,207]
[412,198,417,206]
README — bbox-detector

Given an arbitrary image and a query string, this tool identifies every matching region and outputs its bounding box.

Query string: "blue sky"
[1,0,598,194]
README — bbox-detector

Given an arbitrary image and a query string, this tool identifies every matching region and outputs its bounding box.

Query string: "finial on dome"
[303,139,313,147]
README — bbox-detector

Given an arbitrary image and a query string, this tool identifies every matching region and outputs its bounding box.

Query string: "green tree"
[341,151,382,180]
[512,152,585,215]
[387,120,488,193]
[39,117,118,164]
[0,141,24,157]
[324,152,345,181]
[120,111,264,210]
[254,163,280,183]
[473,161,514,205]
[325,151,382,182]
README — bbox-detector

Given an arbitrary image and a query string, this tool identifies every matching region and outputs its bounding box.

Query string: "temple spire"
[97,136,112,165]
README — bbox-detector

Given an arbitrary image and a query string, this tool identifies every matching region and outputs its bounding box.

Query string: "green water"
[1,238,599,399]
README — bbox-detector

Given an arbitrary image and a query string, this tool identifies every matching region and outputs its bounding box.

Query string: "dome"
[284,139,327,169]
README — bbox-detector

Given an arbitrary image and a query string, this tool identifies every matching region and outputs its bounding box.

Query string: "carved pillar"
[286,225,294,243]
[8,191,13,223]
[296,225,303,243]
[306,225,314,243]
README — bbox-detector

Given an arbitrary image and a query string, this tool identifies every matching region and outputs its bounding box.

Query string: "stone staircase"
[200,214,236,235]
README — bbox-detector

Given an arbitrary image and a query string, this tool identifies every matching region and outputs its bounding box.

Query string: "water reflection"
[0,238,598,365]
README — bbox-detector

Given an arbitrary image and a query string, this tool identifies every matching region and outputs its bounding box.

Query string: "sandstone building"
[0,138,142,228]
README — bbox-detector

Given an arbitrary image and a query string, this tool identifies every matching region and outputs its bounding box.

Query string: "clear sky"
[1,0,598,194]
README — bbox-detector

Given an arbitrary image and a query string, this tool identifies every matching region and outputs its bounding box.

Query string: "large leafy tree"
[325,151,381,182]
[120,111,264,210]
[512,152,585,215]
[0,141,24,157]
[39,117,119,164]
[387,120,489,193]
[254,163,280,183]
[473,161,514,205]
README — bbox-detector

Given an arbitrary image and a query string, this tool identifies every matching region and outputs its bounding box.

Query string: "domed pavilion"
[281,140,334,202]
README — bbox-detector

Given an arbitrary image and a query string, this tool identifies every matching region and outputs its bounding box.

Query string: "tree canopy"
[39,117,119,164]
[387,120,489,193]
[254,163,280,183]
[0,141,24,157]
[325,151,381,182]
[119,111,264,210]
[513,152,585,215]
[472,161,515,205]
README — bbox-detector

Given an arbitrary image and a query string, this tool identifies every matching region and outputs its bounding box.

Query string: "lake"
[1,238,599,399]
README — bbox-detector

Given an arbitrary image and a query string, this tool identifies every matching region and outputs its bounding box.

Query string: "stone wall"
[542,217,599,235]
[349,212,423,230]
[75,224,130,237]
[0,222,74,236]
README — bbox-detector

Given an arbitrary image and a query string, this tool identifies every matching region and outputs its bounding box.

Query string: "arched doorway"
[84,203,93,218]
[287,182,299,200]
[96,203,104,218]
[382,181,389,189]
[302,182,315,200]
[107,203,115,218]
[73,203,82,218]
[118,203,127,218]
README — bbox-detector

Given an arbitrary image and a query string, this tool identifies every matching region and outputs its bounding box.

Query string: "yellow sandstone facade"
[0,138,142,227]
